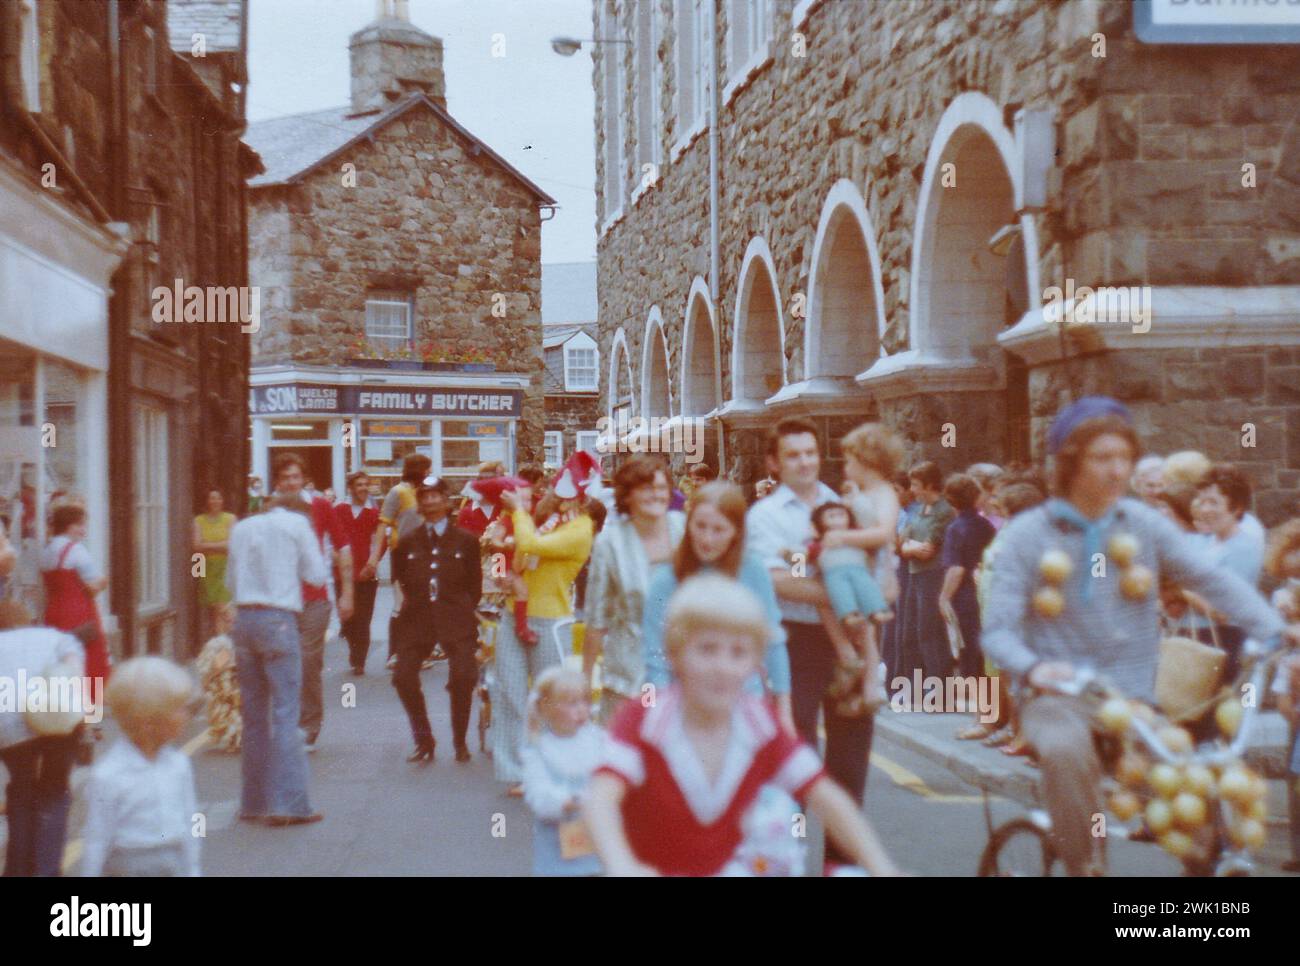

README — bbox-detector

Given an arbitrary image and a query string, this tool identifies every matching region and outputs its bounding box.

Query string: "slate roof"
[167,0,243,53]
[244,93,556,204]
[543,323,595,350]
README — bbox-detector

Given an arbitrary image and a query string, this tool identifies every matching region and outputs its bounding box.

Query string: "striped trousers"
[491,615,566,784]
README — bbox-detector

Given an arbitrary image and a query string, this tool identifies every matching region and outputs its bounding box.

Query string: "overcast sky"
[247,0,596,265]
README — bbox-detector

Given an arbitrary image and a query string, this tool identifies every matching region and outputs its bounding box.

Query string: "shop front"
[0,157,127,619]
[250,365,528,497]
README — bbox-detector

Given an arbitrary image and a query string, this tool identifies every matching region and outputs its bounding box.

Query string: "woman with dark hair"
[41,503,110,710]
[938,473,997,689]
[1185,463,1265,679]
[639,482,793,733]
[583,454,685,724]
[895,462,955,683]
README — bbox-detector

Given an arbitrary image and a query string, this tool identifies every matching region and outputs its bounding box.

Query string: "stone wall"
[249,103,546,466]
[1029,347,1300,524]
[594,0,1300,514]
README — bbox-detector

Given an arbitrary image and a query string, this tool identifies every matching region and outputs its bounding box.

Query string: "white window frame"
[632,0,662,205]
[364,293,413,342]
[671,0,710,162]
[19,0,40,113]
[575,431,601,456]
[544,431,564,469]
[134,401,170,614]
[791,0,825,30]
[723,0,773,107]
[563,333,599,392]
[600,1,626,233]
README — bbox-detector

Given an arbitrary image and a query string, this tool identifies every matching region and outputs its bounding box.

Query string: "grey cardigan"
[982,498,1284,702]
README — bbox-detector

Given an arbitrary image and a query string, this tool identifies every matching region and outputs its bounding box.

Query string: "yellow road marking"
[871,751,984,804]
[61,729,211,873]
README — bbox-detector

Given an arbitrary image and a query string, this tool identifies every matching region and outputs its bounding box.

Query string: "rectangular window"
[691,0,708,124]
[360,419,431,493]
[634,0,661,185]
[575,431,601,456]
[19,0,39,112]
[727,0,770,77]
[134,402,170,613]
[441,420,511,481]
[564,346,598,392]
[544,431,563,469]
[365,293,412,341]
[601,1,625,223]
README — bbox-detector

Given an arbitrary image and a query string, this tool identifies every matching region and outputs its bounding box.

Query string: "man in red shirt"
[335,471,382,676]
[271,453,352,752]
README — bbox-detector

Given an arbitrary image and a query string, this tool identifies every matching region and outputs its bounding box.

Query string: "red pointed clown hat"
[465,475,529,508]
[552,450,601,500]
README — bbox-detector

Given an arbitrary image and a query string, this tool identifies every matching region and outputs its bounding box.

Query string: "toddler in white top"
[81,656,201,876]
[521,667,604,876]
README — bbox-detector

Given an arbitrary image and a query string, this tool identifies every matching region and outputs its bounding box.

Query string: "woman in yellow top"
[494,473,595,792]
[193,489,238,630]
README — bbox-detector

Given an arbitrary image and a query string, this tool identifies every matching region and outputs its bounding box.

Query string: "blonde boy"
[81,657,200,876]
[584,574,898,876]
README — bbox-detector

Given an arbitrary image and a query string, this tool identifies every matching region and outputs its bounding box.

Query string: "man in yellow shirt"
[367,454,431,669]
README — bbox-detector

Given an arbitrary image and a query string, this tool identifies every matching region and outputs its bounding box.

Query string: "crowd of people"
[5,394,1300,877]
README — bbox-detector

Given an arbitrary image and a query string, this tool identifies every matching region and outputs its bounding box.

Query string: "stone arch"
[608,326,635,421]
[805,179,887,379]
[731,236,787,402]
[910,92,1040,359]
[679,277,721,417]
[641,306,672,419]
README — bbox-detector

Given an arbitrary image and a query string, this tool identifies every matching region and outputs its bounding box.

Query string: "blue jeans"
[1,733,77,876]
[232,607,313,817]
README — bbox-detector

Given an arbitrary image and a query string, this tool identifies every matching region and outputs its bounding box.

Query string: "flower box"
[347,358,498,373]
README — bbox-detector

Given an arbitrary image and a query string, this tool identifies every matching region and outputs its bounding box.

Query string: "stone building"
[592,0,1300,521]
[0,0,257,658]
[542,261,603,471]
[245,2,554,496]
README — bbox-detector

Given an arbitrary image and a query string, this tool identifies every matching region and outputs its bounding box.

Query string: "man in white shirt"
[745,417,875,870]
[224,494,329,825]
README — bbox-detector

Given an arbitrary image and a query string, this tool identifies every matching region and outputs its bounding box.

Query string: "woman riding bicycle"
[981,396,1300,876]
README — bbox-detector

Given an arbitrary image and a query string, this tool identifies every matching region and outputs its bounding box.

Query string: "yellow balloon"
[1146,799,1173,834]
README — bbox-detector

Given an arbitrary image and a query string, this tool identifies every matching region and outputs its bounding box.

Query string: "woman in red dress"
[41,504,110,706]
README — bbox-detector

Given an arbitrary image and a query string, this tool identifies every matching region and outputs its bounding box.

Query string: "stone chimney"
[348,0,446,115]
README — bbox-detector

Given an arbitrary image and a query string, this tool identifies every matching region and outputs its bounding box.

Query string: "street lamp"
[550,36,630,56]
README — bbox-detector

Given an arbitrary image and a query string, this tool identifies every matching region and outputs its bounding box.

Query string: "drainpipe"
[106,0,136,656]
[706,0,725,476]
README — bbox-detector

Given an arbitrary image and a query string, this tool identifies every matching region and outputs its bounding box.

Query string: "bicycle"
[978,648,1285,877]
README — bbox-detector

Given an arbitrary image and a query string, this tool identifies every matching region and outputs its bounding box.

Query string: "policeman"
[390,476,482,763]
